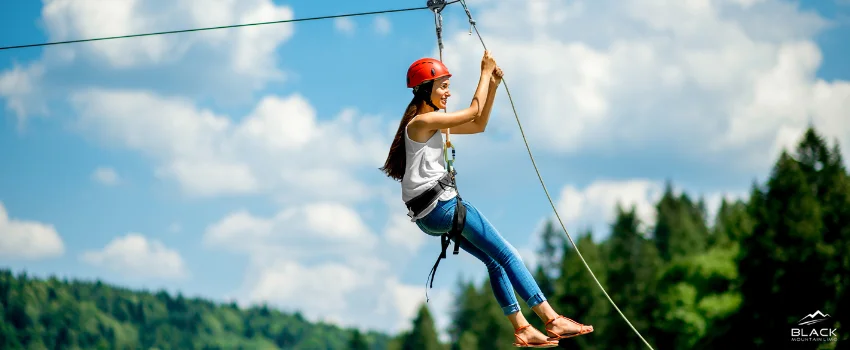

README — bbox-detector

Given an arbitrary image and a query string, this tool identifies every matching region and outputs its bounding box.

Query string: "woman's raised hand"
[480,50,497,73]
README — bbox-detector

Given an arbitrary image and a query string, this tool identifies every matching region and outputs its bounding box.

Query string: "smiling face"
[430,76,451,110]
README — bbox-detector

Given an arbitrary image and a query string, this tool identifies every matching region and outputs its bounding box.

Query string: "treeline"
[0,270,390,349]
[394,126,849,349]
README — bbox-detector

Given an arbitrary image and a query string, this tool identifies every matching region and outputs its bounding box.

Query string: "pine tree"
[534,219,564,300]
[735,149,824,347]
[552,231,609,350]
[653,181,709,261]
[601,205,662,350]
[401,303,442,350]
[349,329,369,350]
[793,128,850,344]
[710,198,753,249]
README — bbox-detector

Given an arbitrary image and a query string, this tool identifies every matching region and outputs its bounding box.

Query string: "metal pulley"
[427,0,447,13]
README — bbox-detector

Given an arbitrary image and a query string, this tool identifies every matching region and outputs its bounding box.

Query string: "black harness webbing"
[405,171,466,302]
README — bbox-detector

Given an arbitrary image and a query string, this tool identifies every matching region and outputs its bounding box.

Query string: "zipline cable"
[456,1,656,349]
[0,1,461,51]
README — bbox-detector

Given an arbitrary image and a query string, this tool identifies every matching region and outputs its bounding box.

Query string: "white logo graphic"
[791,310,838,343]
[797,310,830,326]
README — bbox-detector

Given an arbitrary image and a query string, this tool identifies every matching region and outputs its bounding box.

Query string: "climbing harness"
[452,1,656,349]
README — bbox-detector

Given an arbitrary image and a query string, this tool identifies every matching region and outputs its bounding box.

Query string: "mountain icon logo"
[798,310,830,326]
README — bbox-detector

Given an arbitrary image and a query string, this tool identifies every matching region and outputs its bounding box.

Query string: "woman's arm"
[443,66,502,135]
[473,68,503,132]
[410,57,495,133]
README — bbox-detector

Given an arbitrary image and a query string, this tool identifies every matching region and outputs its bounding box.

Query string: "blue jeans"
[416,196,547,315]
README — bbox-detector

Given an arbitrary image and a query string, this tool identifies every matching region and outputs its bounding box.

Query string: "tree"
[552,231,609,350]
[534,219,564,300]
[602,205,662,350]
[735,149,826,347]
[401,303,442,350]
[653,181,709,261]
[349,329,369,350]
[653,245,742,349]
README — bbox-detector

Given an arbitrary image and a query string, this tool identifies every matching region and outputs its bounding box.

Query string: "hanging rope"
[0,1,461,51]
[428,0,456,172]
[456,1,656,349]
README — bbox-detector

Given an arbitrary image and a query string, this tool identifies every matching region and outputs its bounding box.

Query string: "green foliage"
[400,304,442,350]
[0,270,390,349]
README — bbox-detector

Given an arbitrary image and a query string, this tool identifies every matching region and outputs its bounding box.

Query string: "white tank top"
[402,118,458,221]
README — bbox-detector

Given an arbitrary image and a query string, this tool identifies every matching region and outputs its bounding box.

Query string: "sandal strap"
[514,324,532,345]
[545,315,565,327]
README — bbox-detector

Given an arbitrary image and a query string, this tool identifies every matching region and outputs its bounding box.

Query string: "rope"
[456,1,656,349]
[0,1,460,51]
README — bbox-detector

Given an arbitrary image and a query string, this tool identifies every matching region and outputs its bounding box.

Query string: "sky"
[1,0,849,340]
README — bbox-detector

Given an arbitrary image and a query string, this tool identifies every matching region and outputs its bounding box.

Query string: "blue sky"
[1,0,849,338]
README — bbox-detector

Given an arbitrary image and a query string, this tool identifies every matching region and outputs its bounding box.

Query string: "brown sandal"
[545,315,594,340]
[512,324,559,348]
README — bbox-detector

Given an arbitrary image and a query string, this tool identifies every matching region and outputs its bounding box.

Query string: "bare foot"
[514,325,558,347]
[545,315,593,339]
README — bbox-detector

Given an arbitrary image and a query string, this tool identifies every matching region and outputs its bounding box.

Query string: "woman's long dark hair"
[380,81,435,181]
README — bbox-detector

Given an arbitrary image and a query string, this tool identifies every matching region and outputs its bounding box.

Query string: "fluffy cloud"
[554,179,749,241]
[0,202,64,260]
[557,179,664,240]
[1,0,296,123]
[91,166,121,186]
[0,63,47,126]
[335,17,356,35]
[373,16,392,35]
[203,202,377,259]
[203,201,449,333]
[69,89,387,199]
[81,233,187,280]
[439,0,849,174]
[40,0,293,74]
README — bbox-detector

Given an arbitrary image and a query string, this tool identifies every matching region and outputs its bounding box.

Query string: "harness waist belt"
[405,171,454,218]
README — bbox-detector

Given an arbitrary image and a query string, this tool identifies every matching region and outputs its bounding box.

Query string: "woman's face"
[430,76,451,110]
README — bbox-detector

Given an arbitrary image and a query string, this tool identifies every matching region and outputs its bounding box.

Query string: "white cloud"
[383,211,427,253]
[92,166,120,186]
[204,202,450,333]
[439,0,849,173]
[0,202,64,260]
[0,63,47,127]
[204,202,377,259]
[81,233,187,280]
[1,0,296,123]
[373,16,392,35]
[554,179,749,241]
[40,0,293,74]
[335,17,356,35]
[69,89,387,199]
[557,179,664,240]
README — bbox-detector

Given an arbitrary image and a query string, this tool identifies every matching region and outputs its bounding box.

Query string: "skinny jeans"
[415,196,546,315]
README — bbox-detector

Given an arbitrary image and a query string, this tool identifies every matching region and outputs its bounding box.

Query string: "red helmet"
[406,58,452,88]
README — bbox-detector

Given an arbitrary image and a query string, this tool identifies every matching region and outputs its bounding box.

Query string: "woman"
[380,50,594,347]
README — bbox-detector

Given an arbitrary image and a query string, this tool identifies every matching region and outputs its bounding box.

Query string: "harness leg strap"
[451,195,466,255]
[425,195,467,302]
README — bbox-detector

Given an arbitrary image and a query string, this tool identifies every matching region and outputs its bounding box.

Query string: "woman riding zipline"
[380,50,594,348]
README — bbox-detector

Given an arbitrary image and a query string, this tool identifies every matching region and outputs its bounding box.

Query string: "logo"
[790,310,838,342]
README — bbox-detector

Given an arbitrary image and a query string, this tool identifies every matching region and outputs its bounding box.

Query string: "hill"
[0,269,391,349]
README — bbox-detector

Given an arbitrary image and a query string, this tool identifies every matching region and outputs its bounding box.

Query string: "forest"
[1,126,847,349]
